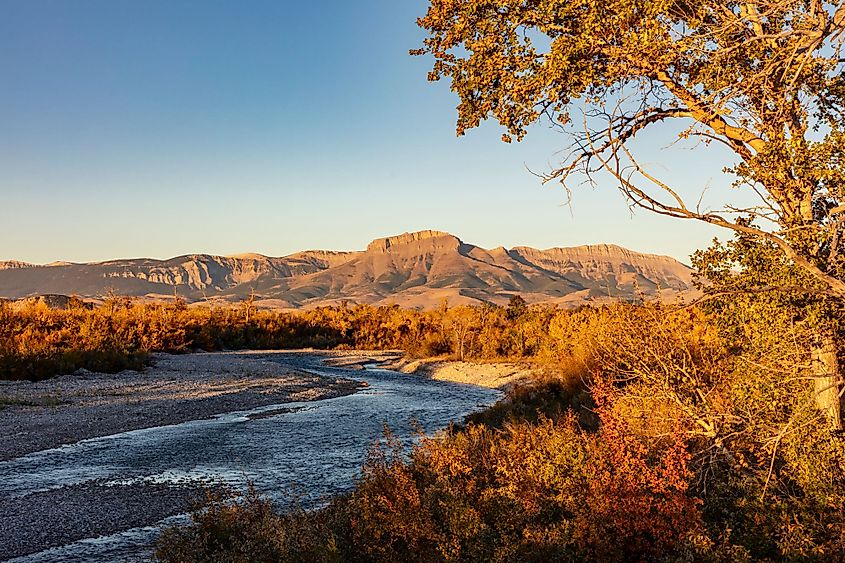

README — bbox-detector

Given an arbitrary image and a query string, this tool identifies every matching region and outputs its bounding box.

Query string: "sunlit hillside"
[0,231,695,309]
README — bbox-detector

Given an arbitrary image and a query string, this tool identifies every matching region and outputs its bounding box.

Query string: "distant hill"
[0,231,695,309]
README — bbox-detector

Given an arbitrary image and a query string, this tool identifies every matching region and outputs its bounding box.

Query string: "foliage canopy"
[415,0,845,294]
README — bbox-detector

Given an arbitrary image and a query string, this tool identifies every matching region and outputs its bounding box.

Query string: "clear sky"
[1,0,736,265]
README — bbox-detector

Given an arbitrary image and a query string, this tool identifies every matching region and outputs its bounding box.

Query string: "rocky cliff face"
[0,231,695,308]
[100,255,294,291]
[508,244,692,291]
[366,230,455,252]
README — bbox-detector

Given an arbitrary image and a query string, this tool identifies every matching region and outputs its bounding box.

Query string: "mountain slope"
[0,231,694,308]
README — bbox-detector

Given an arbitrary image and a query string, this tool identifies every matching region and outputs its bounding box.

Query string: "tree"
[415,0,845,429]
[506,294,528,321]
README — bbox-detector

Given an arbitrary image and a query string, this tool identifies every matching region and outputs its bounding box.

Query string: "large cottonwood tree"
[415,0,845,429]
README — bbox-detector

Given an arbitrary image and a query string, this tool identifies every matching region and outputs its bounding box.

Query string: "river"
[0,353,501,562]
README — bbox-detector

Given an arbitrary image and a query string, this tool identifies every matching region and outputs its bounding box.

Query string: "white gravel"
[0,351,362,561]
[0,351,361,461]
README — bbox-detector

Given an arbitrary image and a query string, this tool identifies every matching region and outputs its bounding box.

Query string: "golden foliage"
[152,298,845,561]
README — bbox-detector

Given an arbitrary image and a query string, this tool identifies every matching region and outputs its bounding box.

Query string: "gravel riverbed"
[0,350,499,562]
[0,481,206,560]
[0,352,363,561]
[0,351,362,462]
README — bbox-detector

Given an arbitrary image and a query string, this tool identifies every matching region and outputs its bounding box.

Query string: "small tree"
[506,294,528,321]
[241,289,257,324]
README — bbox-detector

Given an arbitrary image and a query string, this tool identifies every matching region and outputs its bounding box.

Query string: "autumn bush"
[152,297,845,562]
[0,298,347,380]
[4,291,843,559]
[157,406,703,563]
[0,295,627,381]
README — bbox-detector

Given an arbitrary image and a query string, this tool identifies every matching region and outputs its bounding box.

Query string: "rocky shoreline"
[0,350,512,561]
[319,351,537,390]
[0,481,208,561]
[0,351,362,462]
[387,357,536,389]
[0,352,363,561]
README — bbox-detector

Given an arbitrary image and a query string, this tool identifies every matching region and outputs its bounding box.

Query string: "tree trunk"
[811,332,843,431]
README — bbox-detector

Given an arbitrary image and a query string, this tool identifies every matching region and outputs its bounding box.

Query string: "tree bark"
[811,332,843,431]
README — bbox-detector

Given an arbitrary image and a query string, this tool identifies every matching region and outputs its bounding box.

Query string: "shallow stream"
[0,354,500,562]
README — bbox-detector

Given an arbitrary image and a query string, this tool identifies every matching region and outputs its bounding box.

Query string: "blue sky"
[0,0,734,264]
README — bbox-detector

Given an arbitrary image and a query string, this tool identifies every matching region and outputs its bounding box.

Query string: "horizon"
[2,1,733,264]
[1,229,694,266]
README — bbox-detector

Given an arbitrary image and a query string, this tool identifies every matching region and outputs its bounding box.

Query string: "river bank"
[389,357,537,389]
[0,351,501,562]
[0,351,362,462]
[319,351,538,389]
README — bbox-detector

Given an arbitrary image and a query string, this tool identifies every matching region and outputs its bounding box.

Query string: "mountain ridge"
[0,231,695,309]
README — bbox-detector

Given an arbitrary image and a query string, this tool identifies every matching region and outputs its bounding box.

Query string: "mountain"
[0,231,695,309]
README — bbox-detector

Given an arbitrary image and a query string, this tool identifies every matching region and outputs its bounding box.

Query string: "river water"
[0,354,500,562]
